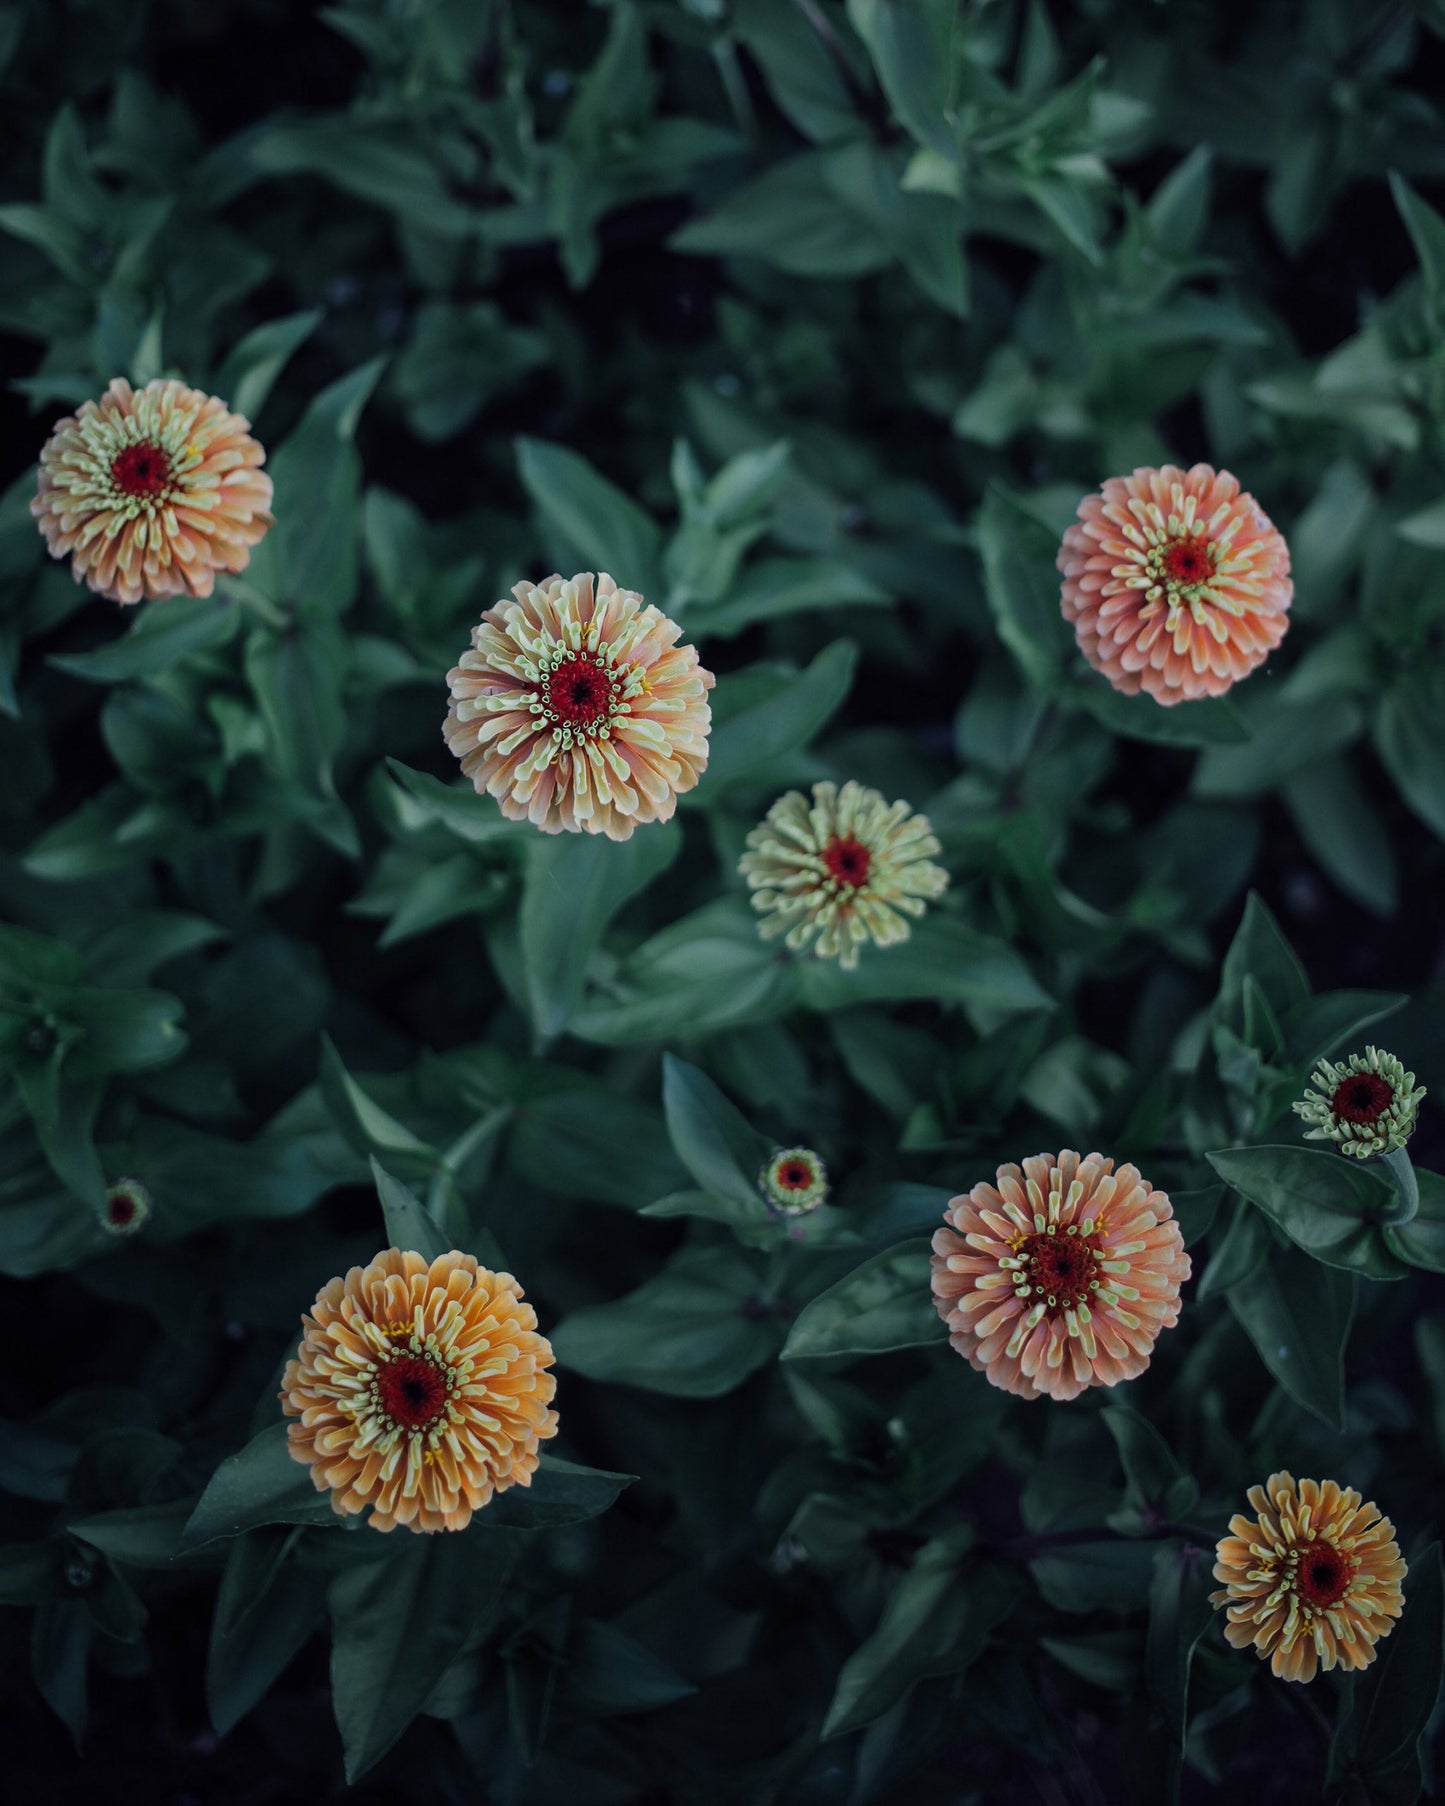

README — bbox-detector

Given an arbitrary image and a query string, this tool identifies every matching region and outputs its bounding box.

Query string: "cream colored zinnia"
[1058,463,1291,705]
[930,1150,1190,1402]
[443,571,714,839]
[32,377,273,604]
[738,780,948,969]
[1212,1473,1407,1682]
[281,1249,559,1534]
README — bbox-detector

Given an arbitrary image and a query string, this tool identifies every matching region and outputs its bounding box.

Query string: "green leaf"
[1389,172,1445,298]
[1280,990,1406,1072]
[1145,1544,1215,1802]
[550,1244,781,1398]
[371,1157,450,1262]
[670,152,895,281]
[689,557,887,638]
[68,1501,191,1567]
[479,1455,635,1530]
[48,595,241,683]
[1384,1168,1445,1273]
[318,1039,438,1183]
[562,1618,696,1716]
[701,639,858,794]
[384,758,530,845]
[247,357,386,616]
[1376,670,1445,843]
[661,1055,774,1212]
[329,1527,522,1780]
[782,1239,944,1360]
[214,308,323,423]
[1101,1408,1197,1516]
[208,1530,326,1736]
[1216,892,1310,1034]
[508,1083,686,1208]
[515,438,664,602]
[1072,682,1247,746]
[1207,1145,1408,1281]
[977,485,1076,691]
[180,1423,340,1551]
[845,0,955,155]
[31,1598,91,1742]
[520,822,680,1040]
[248,118,474,236]
[824,1543,1019,1738]
[1227,1246,1354,1428]
[796,915,1052,1016]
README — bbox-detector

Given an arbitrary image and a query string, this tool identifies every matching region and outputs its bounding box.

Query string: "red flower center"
[108,1194,136,1226]
[778,1161,814,1191]
[1163,539,1211,586]
[1296,1539,1352,1609]
[543,653,613,728]
[1331,1072,1393,1125]
[1020,1231,1099,1311]
[822,835,871,888]
[111,441,173,499]
[377,1354,448,1430]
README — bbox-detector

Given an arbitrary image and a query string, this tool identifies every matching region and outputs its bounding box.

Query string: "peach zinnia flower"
[930,1150,1190,1401]
[738,780,948,969]
[281,1249,559,1534]
[32,377,273,605]
[443,571,714,839]
[1212,1473,1407,1682]
[1057,463,1291,705]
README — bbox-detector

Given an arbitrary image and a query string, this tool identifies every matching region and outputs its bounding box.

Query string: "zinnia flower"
[930,1150,1190,1402]
[738,780,948,969]
[1057,463,1291,705]
[1293,1046,1425,1159]
[281,1249,559,1534]
[1211,1473,1406,1683]
[102,1178,150,1236]
[760,1147,829,1215]
[443,571,714,839]
[31,377,274,605]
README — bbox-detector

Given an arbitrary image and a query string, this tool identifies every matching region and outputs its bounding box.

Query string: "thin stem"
[1377,1146,1419,1226]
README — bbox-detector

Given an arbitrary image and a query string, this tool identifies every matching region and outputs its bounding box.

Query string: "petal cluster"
[930,1150,1190,1402]
[32,377,274,605]
[444,571,714,840]
[1293,1045,1425,1158]
[281,1249,559,1534]
[738,780,948,970]
[760,1146,829,1215]
[1211,1473,1406,1683]
[1057,463,1291,705]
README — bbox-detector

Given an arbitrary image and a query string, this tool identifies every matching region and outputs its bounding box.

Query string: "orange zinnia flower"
[32,377,274,605]
[281,1249,559,1534]
[930,1150,1190,1401]
[444,571,714,839]
[1057,463,1291,705]
[1212,1473,1407,1682]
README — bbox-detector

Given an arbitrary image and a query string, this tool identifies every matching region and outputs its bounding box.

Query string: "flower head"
[738,780,948,969]
[760,1147,829,1215]
[281,1249,559,1534]
[1058,464,1291,705]
[32,378,274,605]
[102,1178,151,1236]
[1211,1473,1406,1683]
[930,1150,1190,1402]
[443,571,714,839]
[1293,1046,1425,1158]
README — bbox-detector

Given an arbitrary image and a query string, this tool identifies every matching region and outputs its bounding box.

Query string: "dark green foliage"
[2,1,1445,1801]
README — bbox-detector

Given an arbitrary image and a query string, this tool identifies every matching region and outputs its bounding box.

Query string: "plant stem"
[1377,1146,1419,1226]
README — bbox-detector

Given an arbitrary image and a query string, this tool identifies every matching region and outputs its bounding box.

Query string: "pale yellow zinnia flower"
[31,377,273,604]
[738,780,948,969]
[281,1249,559,1534]
[1212,1473,1407,1683]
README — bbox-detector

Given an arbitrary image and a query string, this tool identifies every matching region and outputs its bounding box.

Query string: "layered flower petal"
[1211,1472,1407,1683]
[1058,463,1291,705]
[32,377,274,605]
[444,571,714,840]
[281,1249,559,1534]
[930,1150,1190,1402]
[1293,1045,1426,1158]
[738,780,948,970]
